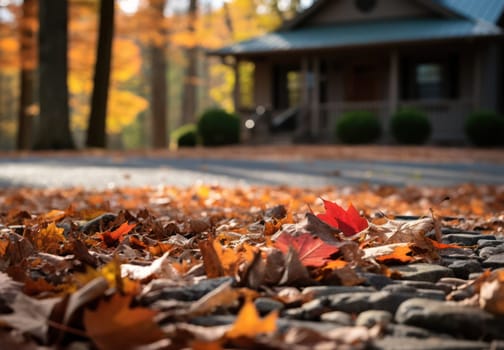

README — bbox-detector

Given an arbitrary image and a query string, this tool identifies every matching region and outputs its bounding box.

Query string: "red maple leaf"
[274,232,339,267]
[317,199,368,236]
[99,222,136,245]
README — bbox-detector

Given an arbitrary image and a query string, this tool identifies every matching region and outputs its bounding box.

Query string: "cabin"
[209,0,504,144]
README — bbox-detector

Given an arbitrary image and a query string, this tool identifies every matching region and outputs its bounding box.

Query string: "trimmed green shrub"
[465,111,504,147]
[171,124,197,147]
[390,108,431,145]
[197,108,240,146]
[335,110,382,144]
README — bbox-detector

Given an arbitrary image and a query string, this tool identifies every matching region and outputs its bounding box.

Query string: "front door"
[344,63,383,101]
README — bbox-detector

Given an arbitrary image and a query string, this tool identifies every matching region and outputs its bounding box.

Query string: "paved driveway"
[0,154,502,189]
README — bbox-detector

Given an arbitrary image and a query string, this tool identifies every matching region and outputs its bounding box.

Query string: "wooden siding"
[304,0,431,26]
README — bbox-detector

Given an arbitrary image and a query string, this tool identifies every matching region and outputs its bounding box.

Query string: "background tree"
[181,0,198,125]
[16,0,37,150]
[148,0,169,148]
[34,0,74,150]
[86,0,115,148]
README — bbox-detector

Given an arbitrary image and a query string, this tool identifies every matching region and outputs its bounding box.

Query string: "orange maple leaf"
[375,244,416,263]
[317,199,368,236]
[226,298,277,339]
[83,294,164,350]
[274,232,339,267]
[98,222,136,244]
[428,238,461,250]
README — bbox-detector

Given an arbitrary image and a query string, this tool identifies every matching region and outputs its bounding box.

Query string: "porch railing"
[318,99,474,144]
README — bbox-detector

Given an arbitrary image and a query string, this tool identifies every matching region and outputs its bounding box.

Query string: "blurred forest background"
[0,0,312,150]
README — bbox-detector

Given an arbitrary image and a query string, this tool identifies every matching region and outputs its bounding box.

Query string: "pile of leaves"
[0,184,502,349]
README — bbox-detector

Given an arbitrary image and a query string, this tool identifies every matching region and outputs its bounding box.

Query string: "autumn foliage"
[0,183,502,348]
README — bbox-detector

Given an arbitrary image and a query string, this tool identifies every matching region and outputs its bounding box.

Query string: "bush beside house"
[197,108,240,146]
[390,108,431,145]
[335,111,382,144]
[465,111,504,147]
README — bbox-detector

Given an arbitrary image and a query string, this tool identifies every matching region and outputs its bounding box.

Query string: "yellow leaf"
[226,299,277,339]
[34,222,66,254]
[75,258,139,295]
[84,294,164,350]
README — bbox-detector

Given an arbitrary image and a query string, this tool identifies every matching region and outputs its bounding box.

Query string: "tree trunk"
[181,0,198,125]
[34,0,74,150]
[86,0,115,148]
[149,0,168,148]
[16,0,37,150]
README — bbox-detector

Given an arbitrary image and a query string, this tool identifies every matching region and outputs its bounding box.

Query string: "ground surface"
[1,146,503,188]
[0,146,503,349]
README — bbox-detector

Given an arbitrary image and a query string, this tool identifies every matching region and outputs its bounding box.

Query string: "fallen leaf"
[375,244,416,264]
[98,222,136,245]
[428,238,461,250]
[225,298,277,339]
[479,270,504,315]
[274,232,339,267]
[83,294,164,350]
[278,247,313,286]
[40,209,67,222]
[75,258,139,294]
[0,293,59,343]
[32,222,66,254]
[317,200,368,236]
[121,252,179,281]
[189,280,239,316]
[323,259,348,270]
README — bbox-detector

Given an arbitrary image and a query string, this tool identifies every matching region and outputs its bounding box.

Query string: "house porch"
[234,42,500,145]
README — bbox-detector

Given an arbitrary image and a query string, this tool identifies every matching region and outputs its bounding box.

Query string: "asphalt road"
[0,155,503,189]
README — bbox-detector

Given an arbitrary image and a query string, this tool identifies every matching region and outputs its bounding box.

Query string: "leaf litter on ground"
[0,183,502,349]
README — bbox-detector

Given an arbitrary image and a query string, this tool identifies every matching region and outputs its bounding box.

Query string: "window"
[400,56,459,100]
[415,63,443,99]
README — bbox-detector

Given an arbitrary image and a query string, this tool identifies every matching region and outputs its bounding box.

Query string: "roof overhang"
[208,18,503,59]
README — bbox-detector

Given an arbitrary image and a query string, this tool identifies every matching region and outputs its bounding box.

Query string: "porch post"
[387,50,399,140]
[300,56,310,136]
[233,58,241,112]
[473,49,481,109]
[311,57,321,138]
[388,50,399,115]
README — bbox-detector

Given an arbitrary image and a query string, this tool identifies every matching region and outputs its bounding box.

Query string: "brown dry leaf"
[0,238,9,256]
[189,280,239,316]
[479,270,504,315]
[225,298,277,339]
[83,294,164,350]
[278,247,313,286]
[199,239,225,278]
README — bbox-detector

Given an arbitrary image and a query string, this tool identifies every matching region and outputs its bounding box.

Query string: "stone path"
[134,223,504,349]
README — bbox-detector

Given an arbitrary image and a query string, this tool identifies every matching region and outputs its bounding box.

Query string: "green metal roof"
[436,0,504,24]
[212,18,501,56]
